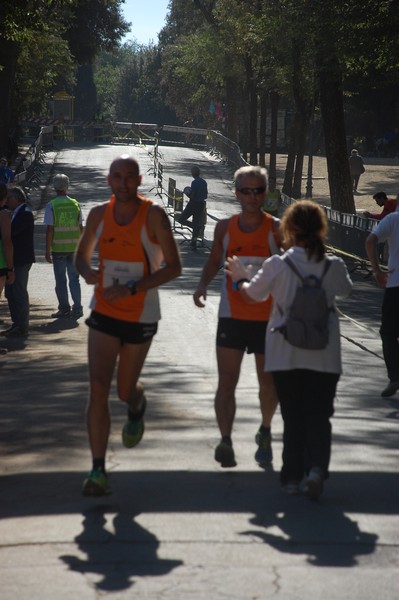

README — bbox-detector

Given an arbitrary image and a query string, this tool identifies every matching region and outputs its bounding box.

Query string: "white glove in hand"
[225,255,250,282]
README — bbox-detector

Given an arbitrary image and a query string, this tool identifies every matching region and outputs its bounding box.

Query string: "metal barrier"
[14,126,54,202]
[16,118,388,265]
[208,130,248,170]
[282,194,385,271]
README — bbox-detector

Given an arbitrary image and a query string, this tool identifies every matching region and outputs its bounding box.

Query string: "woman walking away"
[225,200,353,500]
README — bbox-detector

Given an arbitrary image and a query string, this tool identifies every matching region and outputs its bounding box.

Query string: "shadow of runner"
[60,504,183,592]
[244,503,378,567]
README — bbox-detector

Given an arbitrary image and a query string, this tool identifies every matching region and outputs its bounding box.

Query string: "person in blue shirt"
[0,157,15,185]
[176,166,208,250]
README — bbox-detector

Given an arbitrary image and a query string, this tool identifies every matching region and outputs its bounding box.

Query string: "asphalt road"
[0,143,398,600]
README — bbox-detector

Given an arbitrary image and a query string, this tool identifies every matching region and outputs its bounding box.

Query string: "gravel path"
[275,154,399,212]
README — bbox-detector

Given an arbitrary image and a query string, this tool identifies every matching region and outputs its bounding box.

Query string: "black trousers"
[272,369,339,485]
[177,200,206,239]
[380,286,399,382]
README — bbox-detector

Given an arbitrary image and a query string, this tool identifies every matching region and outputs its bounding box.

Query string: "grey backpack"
[275,256,332,350]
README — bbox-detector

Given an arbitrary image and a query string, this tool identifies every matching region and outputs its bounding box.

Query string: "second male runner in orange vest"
[193,166,281,469]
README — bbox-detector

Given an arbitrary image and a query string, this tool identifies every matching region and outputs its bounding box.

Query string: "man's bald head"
[109,155,140,177]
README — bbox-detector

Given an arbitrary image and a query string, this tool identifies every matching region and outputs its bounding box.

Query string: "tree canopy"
[2,0,399,212]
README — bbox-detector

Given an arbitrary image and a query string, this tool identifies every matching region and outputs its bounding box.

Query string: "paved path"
[0,144,398,599]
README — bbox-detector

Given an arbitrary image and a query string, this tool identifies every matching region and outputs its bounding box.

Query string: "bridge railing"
[16,118,386,267]
[281,193,384,271]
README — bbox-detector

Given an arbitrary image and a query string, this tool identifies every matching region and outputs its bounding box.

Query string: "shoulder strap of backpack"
[283,255,304,283]
[285,254,331,284]
[320,258,331,282]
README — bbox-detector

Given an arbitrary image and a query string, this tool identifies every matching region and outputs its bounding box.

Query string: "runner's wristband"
[232,278,250,291]
[126,280,137,295]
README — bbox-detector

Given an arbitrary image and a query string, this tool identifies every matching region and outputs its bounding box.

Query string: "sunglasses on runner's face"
[237,187,266,195]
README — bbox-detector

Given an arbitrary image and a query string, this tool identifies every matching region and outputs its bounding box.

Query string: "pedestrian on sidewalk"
[1,186,35,338]
[75,154,181,496]
[226,200,353,500]
[349,148,365,193]
[0,183,14,300]
[366,211,399,397]
[44,173,83,319]
[0,183,14,354]
[193,165,280,469]
[176,166,207,250]
[0,157,15,185]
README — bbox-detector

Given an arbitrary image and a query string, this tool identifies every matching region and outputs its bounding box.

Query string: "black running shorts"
[216,318,267,354]
[86,310,158,345]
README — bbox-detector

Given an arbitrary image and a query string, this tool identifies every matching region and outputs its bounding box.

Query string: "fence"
[14,119,385,267]
[14,126,54,200]
[281,193,383,270]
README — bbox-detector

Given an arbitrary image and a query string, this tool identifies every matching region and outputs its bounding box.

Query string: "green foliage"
[0,0,74,44]
[64,0,130,64]
[93,43,178,124]
[15,33,76,116]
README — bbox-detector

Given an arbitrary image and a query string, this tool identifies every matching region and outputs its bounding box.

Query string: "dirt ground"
[275,154,399,213]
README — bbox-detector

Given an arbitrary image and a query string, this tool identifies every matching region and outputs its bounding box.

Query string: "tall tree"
[63,0,129,120]
[0,0,73,156]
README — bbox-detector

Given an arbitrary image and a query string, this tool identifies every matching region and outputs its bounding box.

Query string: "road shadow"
[60,504,182,592]
[0,468,390,582]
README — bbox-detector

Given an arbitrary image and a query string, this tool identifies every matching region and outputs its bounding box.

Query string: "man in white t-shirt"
[366,211,399,397]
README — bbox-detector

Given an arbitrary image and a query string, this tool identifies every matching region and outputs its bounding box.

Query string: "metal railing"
[16,118,386,266]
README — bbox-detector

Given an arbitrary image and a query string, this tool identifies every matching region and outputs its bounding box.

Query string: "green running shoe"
[82,468,111,496]
[254,427,273,467]
[122,396,146,448]
[214,441,237,468]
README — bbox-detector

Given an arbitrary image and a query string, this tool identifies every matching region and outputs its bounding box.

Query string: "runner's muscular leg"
[255,353,278,428]
[116,339,153,412]
[215,346,244,437]
[87,328,121,459]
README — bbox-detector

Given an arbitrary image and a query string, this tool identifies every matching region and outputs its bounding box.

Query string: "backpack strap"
[283,255,305,282]
[284,254,331,283]
[320,258,331,281]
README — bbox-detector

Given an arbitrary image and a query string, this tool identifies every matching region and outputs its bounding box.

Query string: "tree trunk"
[225,76,239,143]
[74,64,97,121]
[259,89,267,167]
[292,112,308,199]
[245,55,258,165]
[283,108,303,197]
[0,38,20,158]
[268,91,279,180]
[316,38,355,212]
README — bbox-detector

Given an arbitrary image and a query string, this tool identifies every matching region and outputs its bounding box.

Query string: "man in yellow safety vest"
[44,173,83,318]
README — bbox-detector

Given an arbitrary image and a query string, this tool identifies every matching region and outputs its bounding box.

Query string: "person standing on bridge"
[176,165,208,250]
[193,165,280,469]
[75,154,181,496]
[44,174,84,319]
[366,210,399,398]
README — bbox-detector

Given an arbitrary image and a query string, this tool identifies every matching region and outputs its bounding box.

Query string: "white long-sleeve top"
[246,246,353,374]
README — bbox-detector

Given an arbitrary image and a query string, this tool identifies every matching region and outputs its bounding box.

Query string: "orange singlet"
[91,195,163,323]
[219,213,274,321]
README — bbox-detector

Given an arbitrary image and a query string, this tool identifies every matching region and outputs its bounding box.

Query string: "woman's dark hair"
[281,200,328,261]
